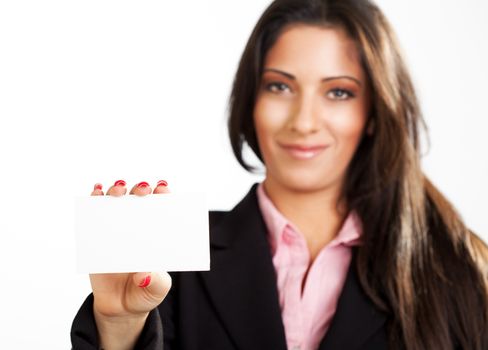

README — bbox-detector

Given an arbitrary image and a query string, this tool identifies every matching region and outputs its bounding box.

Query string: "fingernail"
[94,183,103,191]
[137,181,150,188]
[157,180,168,187]
[139,275,151,288]
[114,180,126,187]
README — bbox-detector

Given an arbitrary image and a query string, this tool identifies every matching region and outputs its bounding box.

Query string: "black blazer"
[71,184,390,349]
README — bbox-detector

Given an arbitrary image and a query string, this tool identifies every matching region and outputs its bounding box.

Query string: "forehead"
[263,24,363,78]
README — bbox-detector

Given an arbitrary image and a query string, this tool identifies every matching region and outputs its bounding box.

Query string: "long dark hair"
[227,0,488,349]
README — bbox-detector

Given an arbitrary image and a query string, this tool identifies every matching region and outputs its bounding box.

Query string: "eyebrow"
[263,68,362,87]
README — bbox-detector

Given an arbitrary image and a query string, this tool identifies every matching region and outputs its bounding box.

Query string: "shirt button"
[282,230,295,244]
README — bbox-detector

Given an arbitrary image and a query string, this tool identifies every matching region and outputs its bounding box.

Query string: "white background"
[0,1,486,347]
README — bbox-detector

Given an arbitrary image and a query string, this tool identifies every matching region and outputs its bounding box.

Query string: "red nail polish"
[137,181,150,188]
[139,275,151,288]
[94,183,103,191]
[157,180,168,187]
[114,180,126,187]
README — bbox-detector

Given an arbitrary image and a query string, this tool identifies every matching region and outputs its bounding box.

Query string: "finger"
[129,181,152,196]
[106,179,127,197]
[153,180,170,194]
[91,183,104,196]
[132,271,172,300]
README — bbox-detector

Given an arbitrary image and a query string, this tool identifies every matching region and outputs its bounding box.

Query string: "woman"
[71,0,488,349]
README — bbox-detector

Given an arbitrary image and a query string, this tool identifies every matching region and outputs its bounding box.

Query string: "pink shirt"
[256,183,362,350]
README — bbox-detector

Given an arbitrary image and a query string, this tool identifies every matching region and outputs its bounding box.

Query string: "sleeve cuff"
[71,294,164,350]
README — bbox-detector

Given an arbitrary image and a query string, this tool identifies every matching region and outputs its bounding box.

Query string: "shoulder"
[209,210,229,228]
[207,183,262,234]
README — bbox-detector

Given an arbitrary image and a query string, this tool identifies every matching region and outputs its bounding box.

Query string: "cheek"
[253,96,289,145]
[253,99,271,160]
[254,92,293,123]
[328,105,367,151]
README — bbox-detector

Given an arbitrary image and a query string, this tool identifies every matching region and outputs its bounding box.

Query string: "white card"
[74,193,210,273]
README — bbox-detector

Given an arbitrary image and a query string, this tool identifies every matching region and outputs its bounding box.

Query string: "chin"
[273,171,335,194]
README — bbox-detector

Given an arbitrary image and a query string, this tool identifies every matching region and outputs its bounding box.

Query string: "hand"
[89,180,172,350]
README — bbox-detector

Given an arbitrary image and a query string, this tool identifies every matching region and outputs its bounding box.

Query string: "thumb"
[132,272,172,300]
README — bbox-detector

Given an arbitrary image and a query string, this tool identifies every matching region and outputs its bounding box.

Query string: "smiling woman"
[254,25,370,197]
[71,0,487,349]
[253,25,372,261]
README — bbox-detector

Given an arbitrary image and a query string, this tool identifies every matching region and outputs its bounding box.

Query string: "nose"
[286,92,320,135]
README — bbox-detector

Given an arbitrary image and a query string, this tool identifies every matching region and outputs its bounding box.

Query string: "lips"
[279,143,328,160]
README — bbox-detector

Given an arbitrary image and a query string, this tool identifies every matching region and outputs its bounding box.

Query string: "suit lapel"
[201,184,287,350]
[318,251,387,349]
[201,184,387,350]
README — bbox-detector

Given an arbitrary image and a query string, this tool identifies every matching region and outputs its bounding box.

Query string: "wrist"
[94,307,149,350]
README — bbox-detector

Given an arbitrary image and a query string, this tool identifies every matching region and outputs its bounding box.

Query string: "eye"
[327,88,354,100]
[265,82,291,93]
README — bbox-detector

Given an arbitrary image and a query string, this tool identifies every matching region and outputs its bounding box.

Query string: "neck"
[263,178,347,260]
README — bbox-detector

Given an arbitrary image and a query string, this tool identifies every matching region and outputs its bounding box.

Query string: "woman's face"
[254,24,371,196]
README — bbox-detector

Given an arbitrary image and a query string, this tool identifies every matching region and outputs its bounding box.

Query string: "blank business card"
[74,193,210,273]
